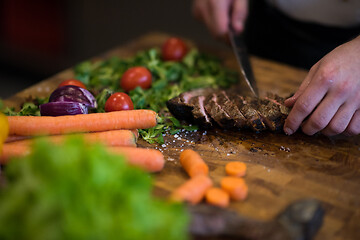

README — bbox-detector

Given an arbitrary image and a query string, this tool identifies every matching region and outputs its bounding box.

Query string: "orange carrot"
[109,146,165,172]
[225,161,247,177]
[4,130,137,148]
[205,187,230,208]
[7,110,157,136]
[5,129,139,143]
[179,149,209,178]
[0,144,30,163]
[220,176,248,201]
[170,175,213,204]
[1,144,164,172]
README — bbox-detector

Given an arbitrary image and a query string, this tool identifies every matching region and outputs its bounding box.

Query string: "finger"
[283,70,335,135]
[301,80,353,135]
[284,63,319,107]
[321,103,355,136]
[192,0,217,37]
[344,110,360,136]
[231,0,248,33]
[208,0,233,37]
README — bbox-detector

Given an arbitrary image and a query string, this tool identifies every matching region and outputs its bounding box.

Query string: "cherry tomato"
[120,66,152,92]
[161,37,187,61]
[59,79,86,89]
[105,92,134,112]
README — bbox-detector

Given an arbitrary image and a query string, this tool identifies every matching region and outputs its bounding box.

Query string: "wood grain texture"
[4,32,360,240]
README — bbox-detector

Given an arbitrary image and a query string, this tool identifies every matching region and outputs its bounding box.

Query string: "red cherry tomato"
[161,37,187,61]
[120,66,152,92]
[105,92,134,112]
[59,79,86,89]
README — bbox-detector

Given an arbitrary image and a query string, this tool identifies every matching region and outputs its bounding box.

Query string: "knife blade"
[228,27,259,97]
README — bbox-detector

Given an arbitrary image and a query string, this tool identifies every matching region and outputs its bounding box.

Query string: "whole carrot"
[220,176,248,201]
[0,144,30,163]
[1,144,165,173]
[4,130,137,148]
[179,149,209,178]
[109,146,165,173]
[205,187,230,208]
[225,161,247,177]
[170,175,213,204]
[8,110,157,136]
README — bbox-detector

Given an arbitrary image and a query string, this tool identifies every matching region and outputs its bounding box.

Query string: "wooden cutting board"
[4,32,360,240]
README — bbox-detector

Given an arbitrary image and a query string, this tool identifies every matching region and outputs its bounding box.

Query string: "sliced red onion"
[49,85,97,109]
[40,102,88,116]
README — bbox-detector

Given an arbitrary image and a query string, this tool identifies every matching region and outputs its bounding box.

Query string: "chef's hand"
[284,36,360,136]
[192,0,248,38]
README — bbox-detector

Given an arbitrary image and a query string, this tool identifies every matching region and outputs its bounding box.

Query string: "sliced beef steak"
[166,88,290,132]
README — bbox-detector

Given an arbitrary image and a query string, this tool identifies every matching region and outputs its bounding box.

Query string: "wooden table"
[4,32,360,240]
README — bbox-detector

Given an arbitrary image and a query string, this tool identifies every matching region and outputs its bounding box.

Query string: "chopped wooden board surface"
[4,32,360,240]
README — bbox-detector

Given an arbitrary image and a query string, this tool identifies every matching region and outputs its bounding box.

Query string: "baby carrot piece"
[109,146,165,172]
[4,130,137,148]
[225,161,247,177]
[180,149,209,178]
[221,176,248,201]
[170,175,213,204]
[205,187,230,208]
[8,110,157,136]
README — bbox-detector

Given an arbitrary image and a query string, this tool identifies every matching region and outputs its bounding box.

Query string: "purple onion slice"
[49,85,97,109]
[40,102,88,116]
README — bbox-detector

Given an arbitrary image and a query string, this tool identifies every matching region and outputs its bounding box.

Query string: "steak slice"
[204,93,235,129]
[189,95,213,128]
[265,93,290,116]
[231,94,267,132]
[166,88,215,122]
[218,90,248,128]
[248,98,286,132]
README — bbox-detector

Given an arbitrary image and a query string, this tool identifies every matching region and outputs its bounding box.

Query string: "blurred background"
[0,0,223,99]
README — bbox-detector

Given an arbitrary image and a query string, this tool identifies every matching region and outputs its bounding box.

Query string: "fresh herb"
[0,138,189,240]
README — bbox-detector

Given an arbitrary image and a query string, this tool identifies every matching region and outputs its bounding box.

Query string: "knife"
[228,26,259,97]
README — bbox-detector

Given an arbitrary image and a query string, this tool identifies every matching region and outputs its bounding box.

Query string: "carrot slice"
[7,110,157,136]
[179,149,209,178]
[205,187,230,208]
[220,176,248,201]
[170,175,213,204]
[109,146,164,172]
[225,161,247,177]
[4,130,137,148]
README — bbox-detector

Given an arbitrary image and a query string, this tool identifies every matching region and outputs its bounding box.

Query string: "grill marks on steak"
[166,88,290,132]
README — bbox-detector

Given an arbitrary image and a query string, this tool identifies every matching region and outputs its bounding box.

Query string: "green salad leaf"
[0,138,189,240]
